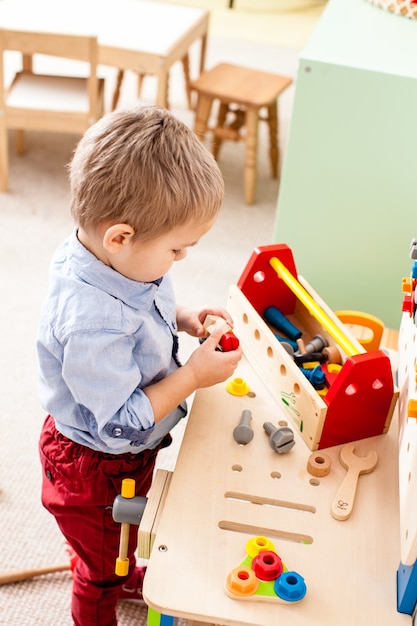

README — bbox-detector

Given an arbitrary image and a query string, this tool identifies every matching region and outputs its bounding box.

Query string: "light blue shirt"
[37,230,187,454]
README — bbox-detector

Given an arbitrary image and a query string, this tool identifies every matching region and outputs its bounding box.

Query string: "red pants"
[39,415,169,626]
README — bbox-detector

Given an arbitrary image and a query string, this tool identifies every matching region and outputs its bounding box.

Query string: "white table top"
[0,0,208,56]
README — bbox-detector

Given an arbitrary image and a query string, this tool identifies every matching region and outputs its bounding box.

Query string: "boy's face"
[113,218,216,283]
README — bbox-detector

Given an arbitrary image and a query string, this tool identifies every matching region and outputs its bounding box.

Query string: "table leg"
[15,130,25,155]
[181,54,192,110]
[191,31,208,112]
[244,108,259,204]
[267,101,279,178]
[156,68,169,110]
[0,116,9,192]
[22,53,32,72]
[199,31,207,76]
[111,69,125,111]
[137,73,146,98]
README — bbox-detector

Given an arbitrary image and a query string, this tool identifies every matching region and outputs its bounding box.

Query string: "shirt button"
[45,470,53,481]
[113,427,123,437]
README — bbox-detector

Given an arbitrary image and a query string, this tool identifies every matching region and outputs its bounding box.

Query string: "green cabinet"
[274,0,417,328]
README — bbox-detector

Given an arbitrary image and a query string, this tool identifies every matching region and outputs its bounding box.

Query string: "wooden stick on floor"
[0,564,71,585]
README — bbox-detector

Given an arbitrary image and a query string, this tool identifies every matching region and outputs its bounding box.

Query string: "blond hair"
[69,106,224,239]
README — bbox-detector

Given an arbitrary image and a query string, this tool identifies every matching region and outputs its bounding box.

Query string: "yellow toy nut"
[245,535,275,558]
[226,377,250,396]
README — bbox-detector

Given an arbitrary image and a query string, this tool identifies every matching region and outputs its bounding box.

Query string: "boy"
[37,105,242,626]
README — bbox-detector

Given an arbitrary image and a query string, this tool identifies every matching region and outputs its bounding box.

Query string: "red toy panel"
[320,351,394,448]
[237,244,298,317]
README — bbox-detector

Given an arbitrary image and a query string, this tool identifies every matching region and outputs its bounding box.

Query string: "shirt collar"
[67,229,161,309]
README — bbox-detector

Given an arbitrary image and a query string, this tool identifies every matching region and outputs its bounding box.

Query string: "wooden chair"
[190,63,292,204]
[0,28,105,192]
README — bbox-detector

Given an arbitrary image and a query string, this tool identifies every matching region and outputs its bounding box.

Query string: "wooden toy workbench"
[142,356,406,625]
[141,244,407,625]
[142,354,406,613]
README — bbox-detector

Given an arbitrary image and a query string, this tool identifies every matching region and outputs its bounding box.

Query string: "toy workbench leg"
[147,610,218,626]
[147,607,175,625]
[397,558,417,615]
[147,610,219,625]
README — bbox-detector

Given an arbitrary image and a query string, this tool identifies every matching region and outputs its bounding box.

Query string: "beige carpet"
[0,2,325,625]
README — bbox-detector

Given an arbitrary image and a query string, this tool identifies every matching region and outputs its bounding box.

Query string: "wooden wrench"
[331,442,378,521]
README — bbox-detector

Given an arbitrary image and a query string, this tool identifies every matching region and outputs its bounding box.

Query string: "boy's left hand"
[176,305,234,338]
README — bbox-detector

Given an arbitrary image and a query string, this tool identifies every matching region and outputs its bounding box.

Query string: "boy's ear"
[102,224,135,253]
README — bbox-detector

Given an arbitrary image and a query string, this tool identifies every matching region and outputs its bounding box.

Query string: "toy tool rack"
[227,244,398,450]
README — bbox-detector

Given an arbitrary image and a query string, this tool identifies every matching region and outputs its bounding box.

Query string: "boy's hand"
[202,314,239,351]
[143,325,242,423]
[185,326,242,388]
[176,305,234,338]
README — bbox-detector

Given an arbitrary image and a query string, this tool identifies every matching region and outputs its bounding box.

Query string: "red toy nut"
[219,331,240,352]
[251,550,283,581]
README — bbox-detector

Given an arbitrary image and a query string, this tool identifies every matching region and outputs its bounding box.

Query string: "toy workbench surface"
[142,245,405,626]
[142,358,405,626]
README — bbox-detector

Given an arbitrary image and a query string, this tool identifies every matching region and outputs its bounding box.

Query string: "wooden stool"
[190,63,292,204]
